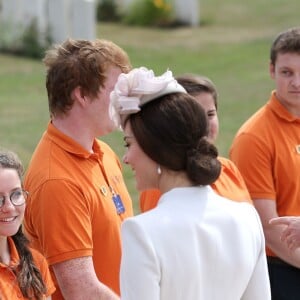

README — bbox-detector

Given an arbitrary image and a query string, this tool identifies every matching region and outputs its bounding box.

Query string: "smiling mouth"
[0,217,17,223]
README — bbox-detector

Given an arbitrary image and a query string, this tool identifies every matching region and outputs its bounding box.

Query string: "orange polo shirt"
[140,156,252,213]
[230,91,300,256]
[0,237,55,299]
[24,122,133,299]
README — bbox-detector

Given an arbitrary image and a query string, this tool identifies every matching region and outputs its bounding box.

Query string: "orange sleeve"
[28,180,93,265]
[230,133,276,201]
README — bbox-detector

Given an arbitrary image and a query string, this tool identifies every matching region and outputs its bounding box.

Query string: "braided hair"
[0,149,47,299]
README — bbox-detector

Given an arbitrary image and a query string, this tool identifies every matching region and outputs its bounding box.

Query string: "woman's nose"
[1,198,15,212]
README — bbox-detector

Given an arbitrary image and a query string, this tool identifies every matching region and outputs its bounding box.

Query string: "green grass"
[0,0,299,212]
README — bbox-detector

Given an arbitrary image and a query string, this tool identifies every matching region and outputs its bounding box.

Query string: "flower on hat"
[109,67,186,128]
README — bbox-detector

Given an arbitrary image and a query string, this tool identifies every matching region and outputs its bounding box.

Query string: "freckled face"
[122,122,159,191]
[0,168,25,238]
[194,92,219,143]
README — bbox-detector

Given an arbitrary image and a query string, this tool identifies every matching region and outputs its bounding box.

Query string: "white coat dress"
[120,186,271,300]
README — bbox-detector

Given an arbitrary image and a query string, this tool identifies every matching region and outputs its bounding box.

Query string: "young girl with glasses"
[0,149,55,299]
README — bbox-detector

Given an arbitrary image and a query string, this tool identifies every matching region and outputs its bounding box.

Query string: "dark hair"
[270,27,300,65]
[44,38,131,116]
[0,149,47,299]
[127,93,221,185]
[176,74,218,110]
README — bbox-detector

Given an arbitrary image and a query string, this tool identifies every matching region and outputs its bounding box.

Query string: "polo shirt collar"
[269,91,300,123]
[47,122,103,159]
[0,237,19,268]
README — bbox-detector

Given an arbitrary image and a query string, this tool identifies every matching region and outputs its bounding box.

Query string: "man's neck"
[52,118,94,153]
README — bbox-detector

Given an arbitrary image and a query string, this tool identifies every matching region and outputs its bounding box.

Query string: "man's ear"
[72,86,88,107]
[269,61,275,79]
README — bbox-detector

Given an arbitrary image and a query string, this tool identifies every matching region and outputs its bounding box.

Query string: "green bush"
[97,0,121,22]
[122,0,175,27]
[21,20,51,59]
[0,18,51,59]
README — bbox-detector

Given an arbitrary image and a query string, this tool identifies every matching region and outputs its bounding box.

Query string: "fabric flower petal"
[109,67,186,128]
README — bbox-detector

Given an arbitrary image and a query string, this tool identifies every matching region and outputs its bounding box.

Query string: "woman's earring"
[157,165,162,175]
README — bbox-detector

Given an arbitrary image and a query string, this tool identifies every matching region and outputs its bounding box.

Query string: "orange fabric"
[230,91,300,256]
[24,122,133,299]
[140,156,252,213]
[0,237,55,299]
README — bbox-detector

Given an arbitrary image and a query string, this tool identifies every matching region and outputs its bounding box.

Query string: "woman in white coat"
[110,67,271,300]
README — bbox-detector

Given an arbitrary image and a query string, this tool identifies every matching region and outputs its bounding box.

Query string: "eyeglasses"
[0,189,28,208]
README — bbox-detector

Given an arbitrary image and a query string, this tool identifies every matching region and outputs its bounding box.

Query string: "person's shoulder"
[211,191,253,211]
[122,203,164,233]
[213,197,264,243]
[205,192,258,235]
[218,156,236,169]
[29,247,48,266]
[29,247,46,258]
[230,102,274,153]
[238,106,269,134]
[218,156,247,179]
[218,157,244,180]
[230,199,258,222]
[124,206,158,224]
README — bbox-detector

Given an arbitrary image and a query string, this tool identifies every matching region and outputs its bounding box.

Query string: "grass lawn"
[0,0,299,212]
